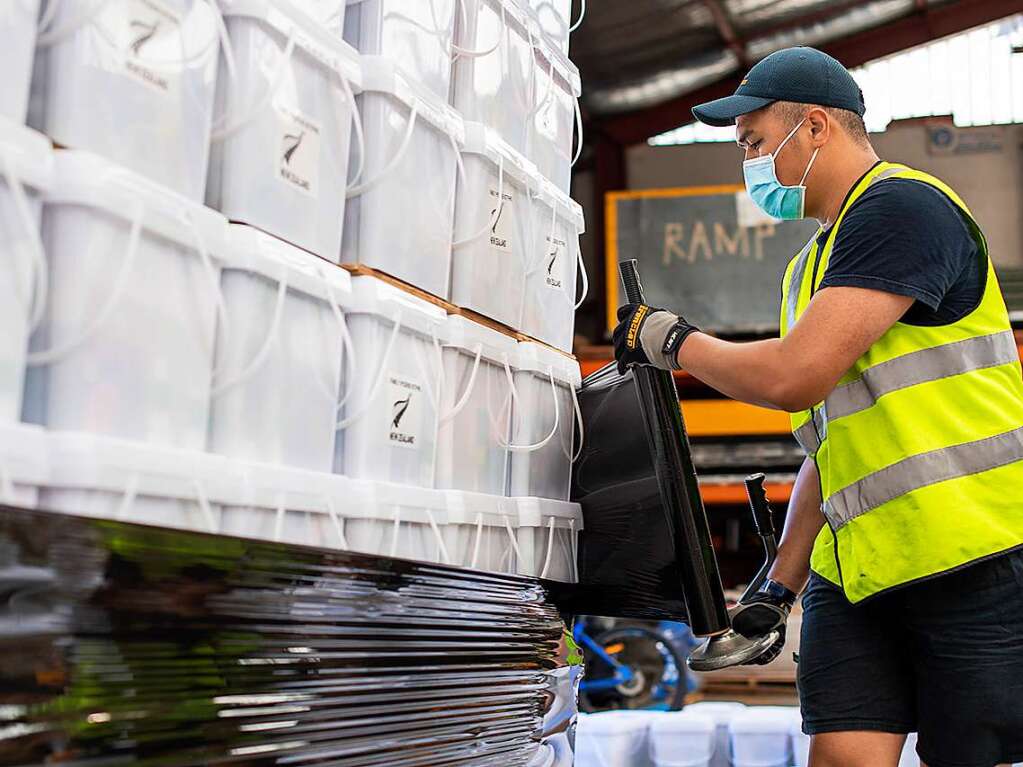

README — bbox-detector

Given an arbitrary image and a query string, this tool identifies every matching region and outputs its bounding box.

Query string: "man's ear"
[807,107,829,146]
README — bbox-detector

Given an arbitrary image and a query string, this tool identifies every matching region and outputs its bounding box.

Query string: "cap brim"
[691,94,775,127]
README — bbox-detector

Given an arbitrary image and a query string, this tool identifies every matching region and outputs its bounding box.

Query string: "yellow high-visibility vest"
[780,161,1023,603]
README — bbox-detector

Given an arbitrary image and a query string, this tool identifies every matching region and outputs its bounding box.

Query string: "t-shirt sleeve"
[818,179,976,311]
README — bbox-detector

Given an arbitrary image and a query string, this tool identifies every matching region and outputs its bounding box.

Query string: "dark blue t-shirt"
[814,171,984,326]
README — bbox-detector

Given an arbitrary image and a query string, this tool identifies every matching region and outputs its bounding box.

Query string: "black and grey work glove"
[731,578,798,666]
[611,303,699,375]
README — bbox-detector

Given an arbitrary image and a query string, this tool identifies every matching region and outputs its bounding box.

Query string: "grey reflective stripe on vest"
[824,424,1023,528]
[784,236,818,332]
[825,331,1020,422]
[793,407,826,454]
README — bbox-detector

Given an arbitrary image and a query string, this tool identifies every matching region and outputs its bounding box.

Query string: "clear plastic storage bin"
[576,711,656,767]
[207,0,362,260]
[208,225,352,472]
[30,0,222,200]
[442,490,520,573]
[24,151,228,452]
[451,123,535,328]
[451,0,534,155]
[529,0,579,55]
[514,496,582,582]
[527,31,580,193]
[41,431,243,534]
[342,56,463,299]
[0,121,52,425]
[521,175,585,353]
[649,710,717,767]
[294,0,346,36]
[0,0,41,123]
[728,708,794,767]
[345,480,451,563]
[435,315,517,495]
[343,0,458,100]
[684,702,747,767]
[507,342,581,501]
[335,275,448,488]
[0,422,48,509]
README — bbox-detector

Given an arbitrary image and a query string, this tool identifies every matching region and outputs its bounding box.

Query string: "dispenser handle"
[744,473,775,538]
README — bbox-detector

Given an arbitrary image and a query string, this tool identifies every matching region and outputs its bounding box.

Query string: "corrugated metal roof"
[572,0,958,115]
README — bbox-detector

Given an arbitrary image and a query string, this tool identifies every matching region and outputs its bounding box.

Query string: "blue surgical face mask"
[742,119,820,220]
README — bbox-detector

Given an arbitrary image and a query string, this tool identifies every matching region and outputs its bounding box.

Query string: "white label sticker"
[544,233,567,291]
[103,0,183,95]
[487,185,515,253]
[386,374,422,450]
[275,106,321,197]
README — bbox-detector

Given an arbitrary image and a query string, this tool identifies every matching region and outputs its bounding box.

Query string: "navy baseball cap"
[692,47,866,127]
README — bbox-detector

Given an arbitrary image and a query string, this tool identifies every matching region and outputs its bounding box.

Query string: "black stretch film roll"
[618,260,729,637]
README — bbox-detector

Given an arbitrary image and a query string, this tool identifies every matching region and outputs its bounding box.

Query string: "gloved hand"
[730,578,798,666]
[611,303,699,375]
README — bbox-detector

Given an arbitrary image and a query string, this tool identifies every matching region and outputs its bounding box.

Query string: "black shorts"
[797,548,1023,767]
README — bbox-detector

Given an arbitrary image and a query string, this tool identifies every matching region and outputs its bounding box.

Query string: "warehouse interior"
[1,1,1022,766]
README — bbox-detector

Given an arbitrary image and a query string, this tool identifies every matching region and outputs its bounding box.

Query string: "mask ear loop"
[800,147,821,187]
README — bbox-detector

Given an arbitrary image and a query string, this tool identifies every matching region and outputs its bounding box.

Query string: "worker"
[612,47,1023,767]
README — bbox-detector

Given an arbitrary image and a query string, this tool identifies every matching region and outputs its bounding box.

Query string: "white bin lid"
[223,224,352,303]
[513,497,583,530]
[0,120,53,193]
[360,56,465,144]
[529,20,582,96]
[461,122,539,191]
[443,314,519,366]
[347,274,448,339]
[650,710,716,736]
[444,489,517,526]
[45,431,243,506]
[685,701,748,723]
[476,0,533,39]
[46,151,228,259]
[220,0,362,88]
[0,422,48,488]
[340,478,450,525]
[236,458,357,513]
[577,710,656,736]
[729,707,798,734]
[531,173,585,234]
[515,341,581,388]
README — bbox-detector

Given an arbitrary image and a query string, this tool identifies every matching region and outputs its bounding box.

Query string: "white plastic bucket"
[521,175,585,352]
[343,0,458,100]
[442,489,520,572]
[0,422,48,509]
[207,0,362,260]
[0,0,41,123]
[435,315,517,495]
[344,479,451,563]
[530,0,582,55]
[451,123,534,328]
[294,0,346,36]
[0,121,52,426]
[451,0,534,155]
[30,0,222,201]
[208,225,352,472]
[335,275,447,488]
[790,716,810,767]
[341,56,463,299]
[649,710,717,767]
[219,460,360,548]
[514,496,581,582]
[684,702,747,767]
[575,711,656,767]
[41,431,242,533]
[23,151,228,452]
[507,341,581,501]
[728,708,793,767]
[526,31,581,193]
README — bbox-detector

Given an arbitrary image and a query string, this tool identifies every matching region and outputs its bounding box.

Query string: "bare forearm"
[768,457,824,593]
[675,332,805,410]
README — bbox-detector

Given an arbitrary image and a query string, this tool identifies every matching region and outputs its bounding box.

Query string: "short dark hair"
[772,101,870,146]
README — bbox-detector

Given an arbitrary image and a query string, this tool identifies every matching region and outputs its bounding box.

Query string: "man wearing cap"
[612,47,1023,767]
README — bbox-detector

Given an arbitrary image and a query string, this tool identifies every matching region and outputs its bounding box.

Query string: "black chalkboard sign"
[605,185,820,334]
